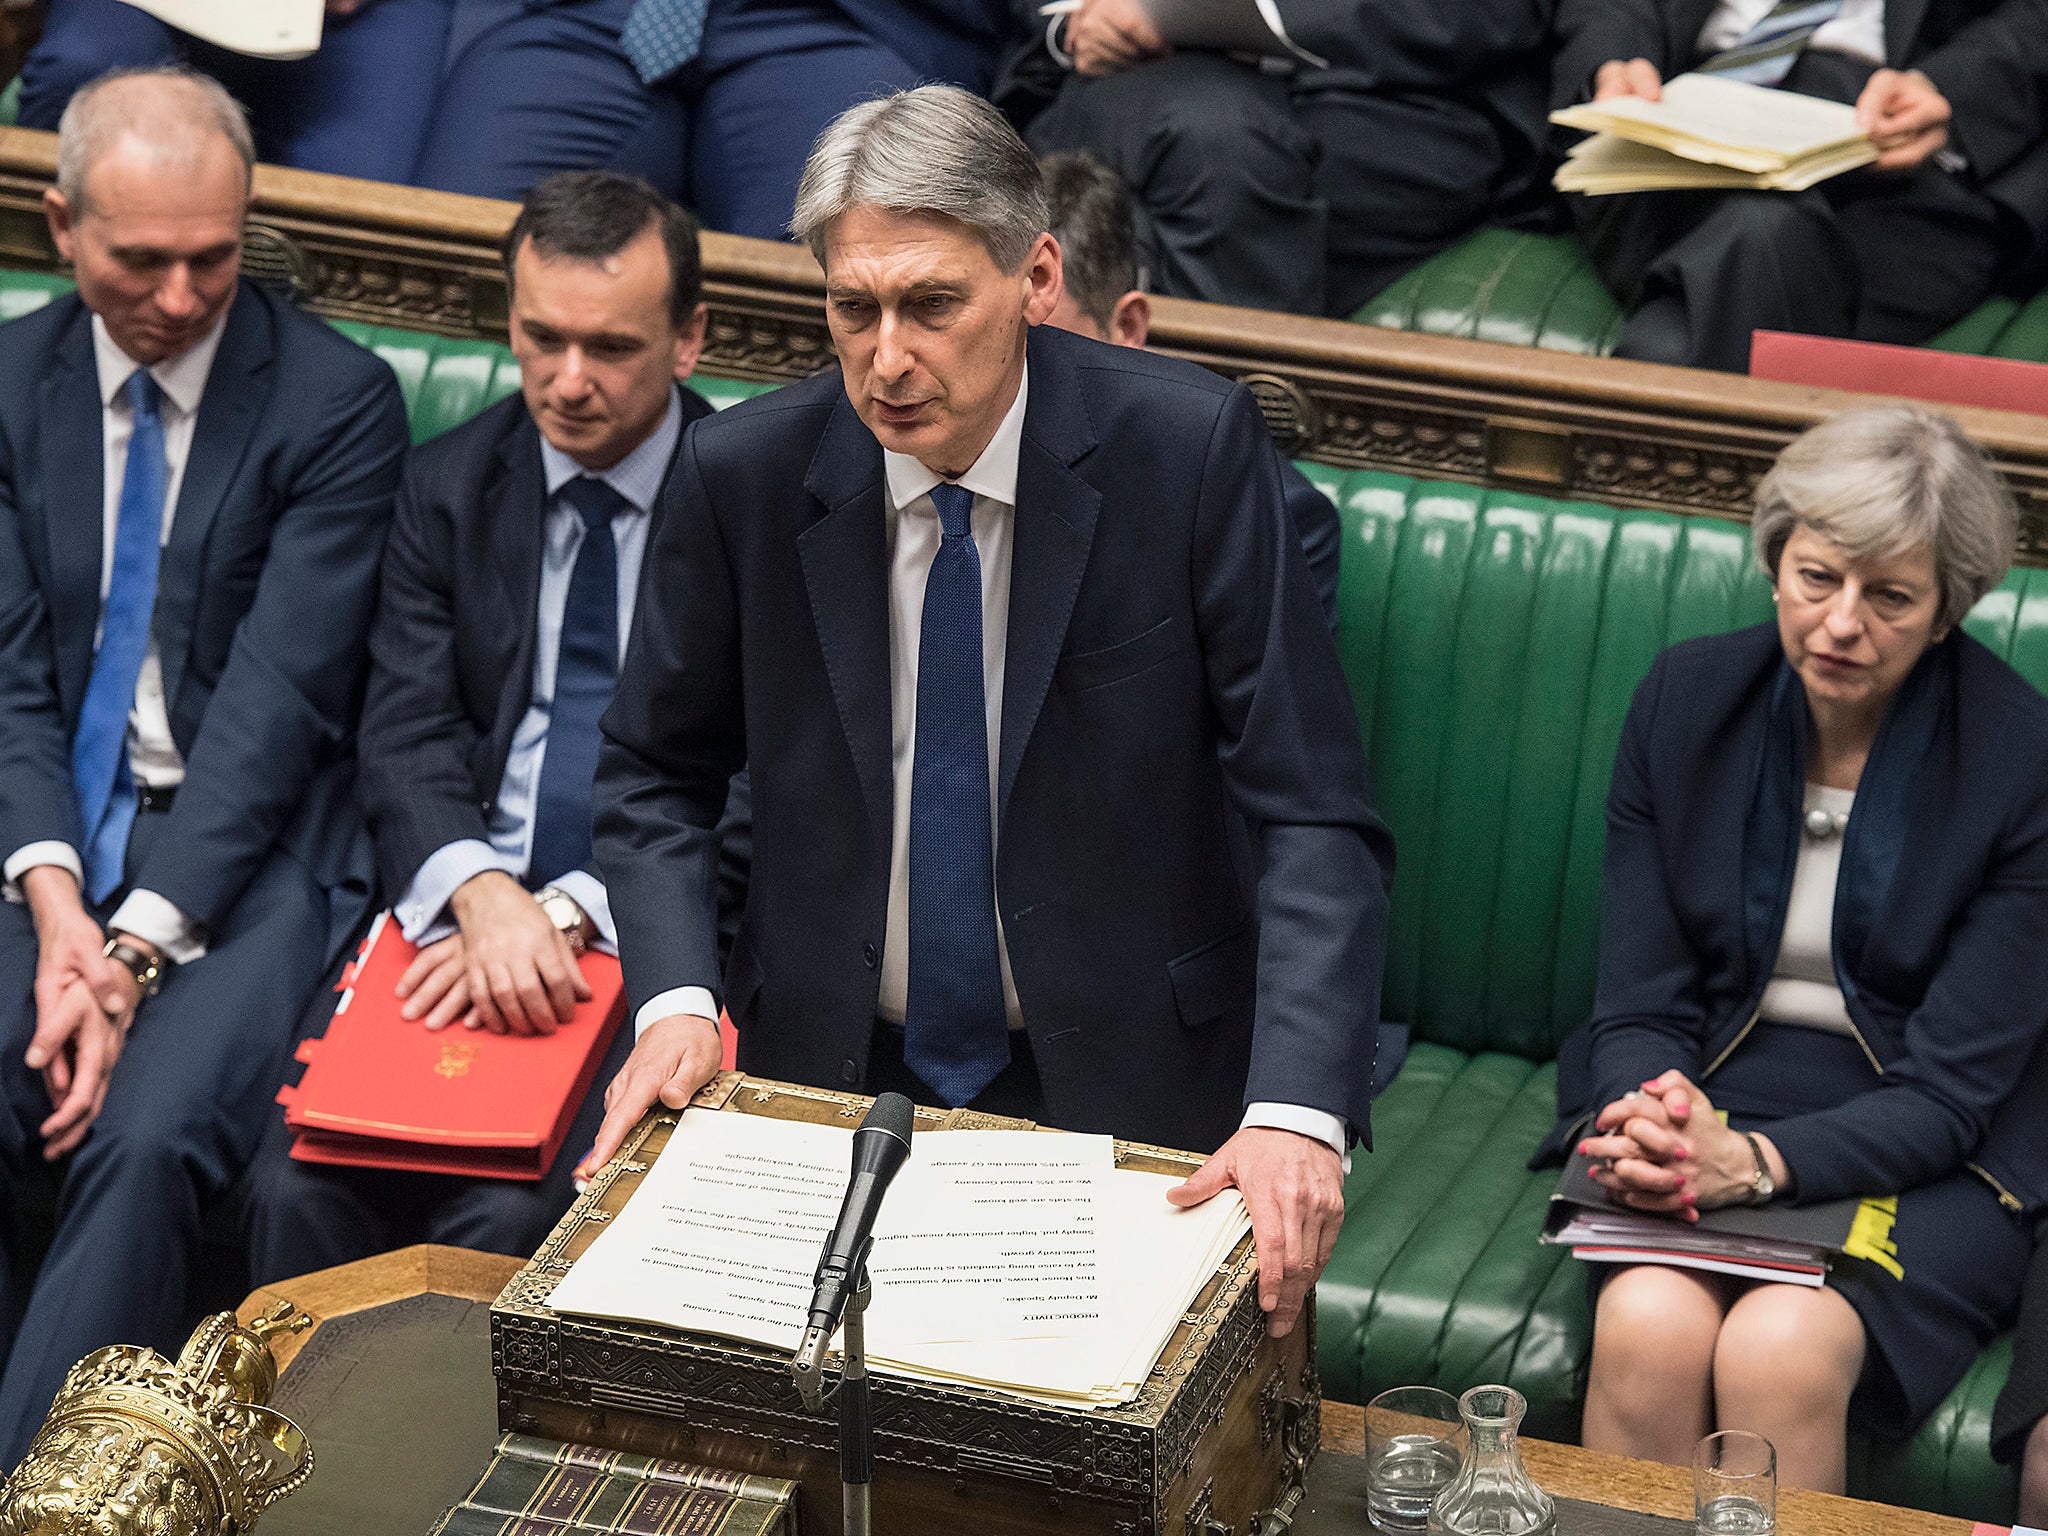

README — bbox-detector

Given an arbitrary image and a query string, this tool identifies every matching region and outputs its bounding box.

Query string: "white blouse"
[1758,783,1859,1037]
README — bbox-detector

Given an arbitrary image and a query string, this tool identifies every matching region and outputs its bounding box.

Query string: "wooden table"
[240,1246,1976,1536]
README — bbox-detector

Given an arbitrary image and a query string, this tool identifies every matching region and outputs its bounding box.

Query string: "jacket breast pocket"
[1167,916,1257,1029]
[1056,617,1179,694]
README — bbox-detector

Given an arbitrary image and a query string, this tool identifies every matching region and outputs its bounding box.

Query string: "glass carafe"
[1425,1384,1556,1536]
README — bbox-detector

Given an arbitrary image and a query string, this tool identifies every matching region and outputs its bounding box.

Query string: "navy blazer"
[1551,622,2048,1214]
[0,280,407,940]
[596,323,1392,1153]
[357,386,711,897]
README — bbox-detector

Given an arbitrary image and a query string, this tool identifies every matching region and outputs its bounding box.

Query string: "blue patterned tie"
[1697,0,1846,85]
[621,0,709,85]
[903,483,1010,1107]
[73,370,166,905]
[527,477,627,889]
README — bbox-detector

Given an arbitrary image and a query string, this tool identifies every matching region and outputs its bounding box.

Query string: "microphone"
[791,1092,915,1409]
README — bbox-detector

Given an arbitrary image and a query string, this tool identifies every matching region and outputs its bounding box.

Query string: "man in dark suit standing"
[244,172,722,1281]
[1553,0,2048,370]
[0,69,407,1460]
[584,86,1392,1338]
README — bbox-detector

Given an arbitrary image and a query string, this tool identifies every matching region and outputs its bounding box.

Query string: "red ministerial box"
[1751,329,2048,417]
[279,911,626,1181]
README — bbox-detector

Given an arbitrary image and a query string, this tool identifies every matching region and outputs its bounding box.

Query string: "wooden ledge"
[4,125,2044,553]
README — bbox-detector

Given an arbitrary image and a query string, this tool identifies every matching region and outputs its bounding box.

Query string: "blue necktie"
[903,483,1010,1107]
[73,370,167,906]
[1697,0,1845,85]
[527,477,627,890]
[621,0,709,85]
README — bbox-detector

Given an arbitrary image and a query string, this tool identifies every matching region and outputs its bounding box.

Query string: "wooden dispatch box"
[491,1073,1321,1536]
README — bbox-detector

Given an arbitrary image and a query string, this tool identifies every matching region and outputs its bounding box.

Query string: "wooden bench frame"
[4,124,2046,559]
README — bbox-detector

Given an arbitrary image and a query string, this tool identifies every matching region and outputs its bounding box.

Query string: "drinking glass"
[1365,1386,1465,1533]
[1694,1430,1776,1535]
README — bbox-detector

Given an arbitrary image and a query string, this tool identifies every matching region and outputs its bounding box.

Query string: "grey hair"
[790,85,1048,273]
[56,66,255,214]
[1751,405,2017,633]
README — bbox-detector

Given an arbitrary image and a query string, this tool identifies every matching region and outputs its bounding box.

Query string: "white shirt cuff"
[635,986,721,1040]
[395,839,521,946]
[3,841,82,904]
[1242,1101,1352,1173]
[547,870,616,955]
[108,888,207,965]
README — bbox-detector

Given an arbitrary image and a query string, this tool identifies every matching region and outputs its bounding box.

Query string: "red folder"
[278,911,626,1181]
[1750,330,2048,417]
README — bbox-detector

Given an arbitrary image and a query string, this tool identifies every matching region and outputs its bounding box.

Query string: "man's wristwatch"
[103,937,166,1001]
[534,887,593,954]
[1740,1131,1777,1206]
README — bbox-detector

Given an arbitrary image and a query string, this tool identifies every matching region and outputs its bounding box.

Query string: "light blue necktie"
[902,483,1011,1107]
[1697,0,1846,85]
[621,0,709,85]
[73,369,167,905]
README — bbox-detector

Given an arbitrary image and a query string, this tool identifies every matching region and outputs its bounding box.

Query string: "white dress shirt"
[2,313,230,964]
[1695,0,1885,66]
[392,387,688,961]
[636,366,1346,1160]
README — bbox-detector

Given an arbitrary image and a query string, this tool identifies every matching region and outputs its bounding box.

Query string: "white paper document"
[546,1109,1252,1407]
[124,0,324,59]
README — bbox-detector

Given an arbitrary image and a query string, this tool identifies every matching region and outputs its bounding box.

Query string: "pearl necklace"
[1802,807,1849,840]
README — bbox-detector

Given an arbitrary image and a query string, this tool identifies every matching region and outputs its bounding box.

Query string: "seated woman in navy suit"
[1546,406,2048,1492]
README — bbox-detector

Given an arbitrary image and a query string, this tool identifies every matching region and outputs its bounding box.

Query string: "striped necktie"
[1697,0,1847,86]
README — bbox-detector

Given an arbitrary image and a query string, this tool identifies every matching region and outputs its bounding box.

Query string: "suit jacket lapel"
[155,283,271,719]
[1883,0,1929,66]
[998,330,1100,827]
[40,303,106,713]
[798,393,894,857]
[483,417,547,782]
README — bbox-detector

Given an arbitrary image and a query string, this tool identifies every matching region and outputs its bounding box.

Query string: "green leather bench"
[0,268,2029,1520]
[1302,457,2045,1522]
[1355,225,2048,364]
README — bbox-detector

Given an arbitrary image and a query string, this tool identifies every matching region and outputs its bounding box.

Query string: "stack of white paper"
[545,1109,1251,1408]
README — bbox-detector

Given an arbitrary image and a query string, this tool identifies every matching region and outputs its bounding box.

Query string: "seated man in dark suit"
[1553,0,2048,371]
[0,68,407,1462]
[1039,150,1341,626]
[410,0,1009,240]
[19,0,455,185]
[583,86,1393,1340]
[1004,0,1553,316]
[243,173,721,1281]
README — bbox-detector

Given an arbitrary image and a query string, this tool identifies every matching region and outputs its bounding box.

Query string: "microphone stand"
[839,1270,875,1536]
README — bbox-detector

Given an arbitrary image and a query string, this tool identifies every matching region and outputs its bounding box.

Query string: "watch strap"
[103,937,165,1001]
[1742,1131,1774,1205]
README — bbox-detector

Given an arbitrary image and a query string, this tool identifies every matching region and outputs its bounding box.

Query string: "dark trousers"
[863,1022,1047,1123]
[417,0,934,238]
[0,810,327,1467]
[1025,53,1540,317]
[243,997,635,1287]
[1572,49,2011,373]
[18,0,455,185]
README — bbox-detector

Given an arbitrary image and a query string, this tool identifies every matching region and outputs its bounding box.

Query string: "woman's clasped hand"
[1578,1071,1785,1218]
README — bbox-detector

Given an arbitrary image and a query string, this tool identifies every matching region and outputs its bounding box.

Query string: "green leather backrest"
[1303,461,2048,1061]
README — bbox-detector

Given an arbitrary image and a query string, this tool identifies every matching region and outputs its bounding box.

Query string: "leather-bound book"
[278,912,626,1181]
[429,1434,796,1535]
